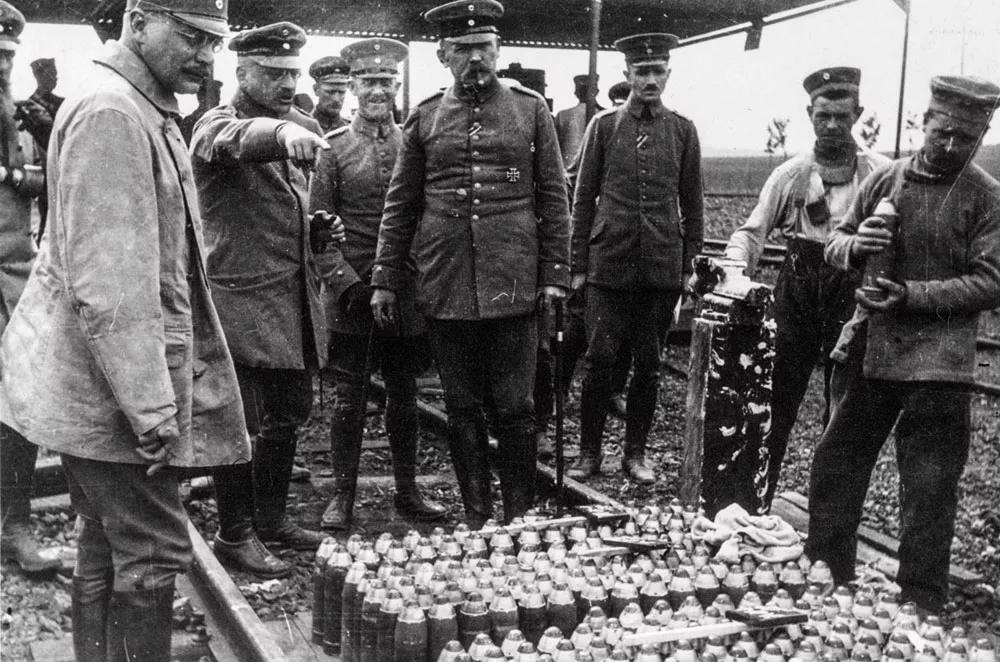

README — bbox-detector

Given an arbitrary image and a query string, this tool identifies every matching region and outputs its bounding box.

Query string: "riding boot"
[105,584,174,662]
[322,405,363,530]
[254,437,325,550]
[388,409,446,521]
[447,413,493,528]
[213,462,291,578]
[71,573,112,662]
[495,422,537,523]
[0,425,60,573]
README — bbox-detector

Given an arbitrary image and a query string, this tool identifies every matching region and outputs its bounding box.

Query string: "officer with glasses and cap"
[191,22,337,578]
[0,1,251,660]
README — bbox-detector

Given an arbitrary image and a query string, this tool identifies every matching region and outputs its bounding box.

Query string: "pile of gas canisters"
[310,502,998,662]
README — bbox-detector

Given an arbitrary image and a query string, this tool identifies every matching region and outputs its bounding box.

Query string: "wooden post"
[681,318,715,506]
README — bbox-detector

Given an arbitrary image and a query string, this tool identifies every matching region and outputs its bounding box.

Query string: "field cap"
[802,67,860,101]
[613,33,678,66]
[229,21,306,69]
[341,38,408,79]
[0,1,25,52]
[423,0,504,44]
[130,0,230,38]
[927,74,1000,130]
[310,56,350,84]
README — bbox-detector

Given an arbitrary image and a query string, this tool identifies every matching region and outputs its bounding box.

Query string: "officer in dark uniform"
[309,37,446,530]
[371,0,571,527]
[568,33,704,485]
[309,55,351,134]
[191,22,333,577]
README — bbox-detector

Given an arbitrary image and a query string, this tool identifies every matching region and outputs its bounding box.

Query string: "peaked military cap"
[129,0,230,37]
[229,21,306,69]
[802,66,861,101]
[341,38,408,79]
[0,1,25,52]
[608,81,630,103]
[928,74,1000,128]
[423,0,504,44]
[309,56,350,84]
[614,33,678,66]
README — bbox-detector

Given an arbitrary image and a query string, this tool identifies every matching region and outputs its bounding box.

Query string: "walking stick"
[553,299,566,515]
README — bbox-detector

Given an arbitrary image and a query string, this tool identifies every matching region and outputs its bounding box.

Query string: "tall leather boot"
[71,573,111,662]
[447,414,493,529]
[106,583,174,662]
[254,437,325,550]
[321,403,363,530]
[388,398,446,521]
[0,425,60,573]
[495,422,537,523]
[213,463,291,579]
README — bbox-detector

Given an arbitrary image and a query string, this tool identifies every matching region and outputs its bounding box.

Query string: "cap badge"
[468,3,475,10]
[374,56,382,64]
[373,43,381,51]
[823,72,830,80]
[469,18,476,26]
[215,0,223,8]
[283,42,290,50]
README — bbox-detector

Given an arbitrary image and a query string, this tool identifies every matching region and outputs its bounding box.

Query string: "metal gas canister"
[861,198,900,302]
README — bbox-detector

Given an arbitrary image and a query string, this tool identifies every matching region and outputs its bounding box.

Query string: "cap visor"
[316,75,350,84]
[172,12,230,37]
[353,72,398,80]
[0,41,17,52]
[245,54,302,69]
[445,32,497,44]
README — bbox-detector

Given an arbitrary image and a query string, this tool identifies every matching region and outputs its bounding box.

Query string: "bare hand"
[370,287,399,330]
[278,122,329,166]
[136,415,180,476]
[855,277,907,312]
[851,216,893,258]
[537,285,568,311]
[14,99,52,131]
[570,273,587,291]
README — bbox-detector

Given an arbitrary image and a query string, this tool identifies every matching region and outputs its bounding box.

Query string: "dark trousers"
[428,315,538,524]
[1,423,38,532]
[579,285,680,458]
[213,365,313,539]
[765,237,857,507]
[327,331,421,488]
[805,326,970,612]
[63,455,190,592]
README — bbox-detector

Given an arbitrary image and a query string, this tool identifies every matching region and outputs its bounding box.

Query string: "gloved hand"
[341,281,374,317]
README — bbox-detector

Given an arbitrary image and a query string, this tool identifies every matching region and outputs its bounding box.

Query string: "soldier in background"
[310,37,445,530]
[0,0,60,577]
[309,55,350,133]
[179,77,222,143]
[191,22,332,578]
[553,73,600,167]
[569,33,703,485]
[371,0,570,527]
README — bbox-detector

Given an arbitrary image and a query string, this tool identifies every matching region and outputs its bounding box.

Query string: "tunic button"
[473,199,480,205]
[472,150,480,157]
[473,107,481,113]
[472,214,480,221]
[473,182,482,190]
[473,166,481,172]
[456,188,468,198]
[472,134,481,141]
[336,270,344,276]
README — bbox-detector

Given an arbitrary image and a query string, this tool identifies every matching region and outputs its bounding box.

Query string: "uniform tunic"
[191,92,327,369]
[571,95,703,290]
[313,108,349,135]
[372,79,571,319]
[309,114,422,336]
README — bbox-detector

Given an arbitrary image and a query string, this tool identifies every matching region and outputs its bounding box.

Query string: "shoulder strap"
[788,153,815,234]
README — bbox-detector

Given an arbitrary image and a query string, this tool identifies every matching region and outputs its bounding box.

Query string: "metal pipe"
[893,1,911,159]
[585,0,602,123]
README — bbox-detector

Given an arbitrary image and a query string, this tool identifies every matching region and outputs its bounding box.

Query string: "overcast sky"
[9,0,1000,155]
